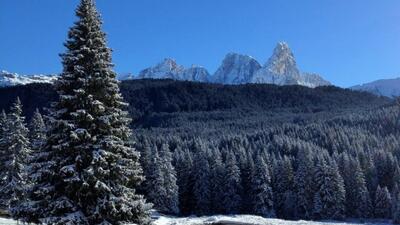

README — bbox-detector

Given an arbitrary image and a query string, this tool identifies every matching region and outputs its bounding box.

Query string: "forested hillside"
[0,78,389,123]
[1,79,399,222]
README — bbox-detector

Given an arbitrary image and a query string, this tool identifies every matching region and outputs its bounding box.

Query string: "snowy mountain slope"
[212,53,261,84]
[0,70,57,87]
[250,42,330,87]
[137,58,210,82]
[350,77,400,97]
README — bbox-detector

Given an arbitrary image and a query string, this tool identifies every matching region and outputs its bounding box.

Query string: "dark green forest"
[1,79,399,221]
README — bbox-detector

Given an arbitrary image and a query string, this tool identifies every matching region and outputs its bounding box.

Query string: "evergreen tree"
[192,145,211,215]
[174,148,194,215]
[0,110,7,185]
[158,144,179,215]
[294,148,313,219]
[209,147,226,214]
[145,147,165,213]
[312,156,346,220]
[250,154,275,217]
[352,159,372,218]
[29,108,47,154]
[374,185,392,219]
[393,194,400,224]
[18,0,151,224]
[222,151,242,214]
[0,98,30,214]
[273,156,295,219]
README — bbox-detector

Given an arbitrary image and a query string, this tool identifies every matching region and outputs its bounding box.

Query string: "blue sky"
[1,0,400,87]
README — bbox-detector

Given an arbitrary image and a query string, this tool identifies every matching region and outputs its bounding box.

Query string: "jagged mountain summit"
[351,77,400,97]
[136,42,330,88]
[211,53,261,84]
[0,42,331,88]
[250,42,330,87]
[137,58,209,82]
[0,70,57,87]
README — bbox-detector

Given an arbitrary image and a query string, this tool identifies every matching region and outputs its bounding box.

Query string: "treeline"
[134,103,400,223]
[0,79,390,123]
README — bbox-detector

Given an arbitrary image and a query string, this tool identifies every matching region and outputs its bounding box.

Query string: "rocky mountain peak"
[212,53,261,84]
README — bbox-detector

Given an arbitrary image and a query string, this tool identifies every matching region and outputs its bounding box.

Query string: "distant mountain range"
[0,70,57,87]
[350,78,400,98]
[1,42,331,88]
[136,42,331,87]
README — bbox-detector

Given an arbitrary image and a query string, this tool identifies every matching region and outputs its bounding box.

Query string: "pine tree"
[393,194,400,224]
[0,110,7,185]
[352,159,372,218]
[192,144,211,215]
[294,148,313,219]
[273,156,295,219]
[145,147,164,210]
[222,151,242,214]
[29,108,47,154]
[0,98,30,214]
[174,148,194,215]
[158,144,179,215]
[250,154,275,217]
[18,0,151,224]
[312,156,346,220]
[209,147,226,214]
[374,185,392,219]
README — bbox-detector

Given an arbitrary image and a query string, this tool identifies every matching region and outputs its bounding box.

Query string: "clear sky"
[1,0,400,87]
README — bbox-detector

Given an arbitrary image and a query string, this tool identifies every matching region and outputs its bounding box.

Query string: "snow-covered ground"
[153,214,391,225]
[0,215,391,225]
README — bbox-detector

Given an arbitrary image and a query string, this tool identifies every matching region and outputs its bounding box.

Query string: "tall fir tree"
[158,144,179,215]
[222,151,242,214]
[294,148,314,219]
[192,144,211,215]
[374,185,392,219]
[18,0,151,224]
[273,156,295,219]
[250,154,275,217]
[312,156,346,220]
[29,108,47,154]
[393,193,400,224]
[0,98,30,215]
[0,110,7,188]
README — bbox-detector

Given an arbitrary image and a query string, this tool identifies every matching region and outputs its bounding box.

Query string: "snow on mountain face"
[351,77,400,97]
[138,58,185,80]
[251,42,330,87]
[181,66,210,82]
[212,53,261,84]
[301,73,332,88]
[0,70,57,87]
[137,58,210,82]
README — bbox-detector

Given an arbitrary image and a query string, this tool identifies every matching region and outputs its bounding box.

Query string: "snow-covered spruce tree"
[294,148,314,219]
[222,151,242,214]
[0,98,30,214]
[393,193,400,224]
[173,148,194,215]
[352,159,372,218]
[29,108,47,154]
[0,110,7,184]
[17,0,151,224]
[374,185,392,219]
[273,156,295,219]
[209,147,226,214]
[312,156,346,220]
[146,147,169,214]
[250,154,275,217]
[158,144,179,215]
[192,143,211,215]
